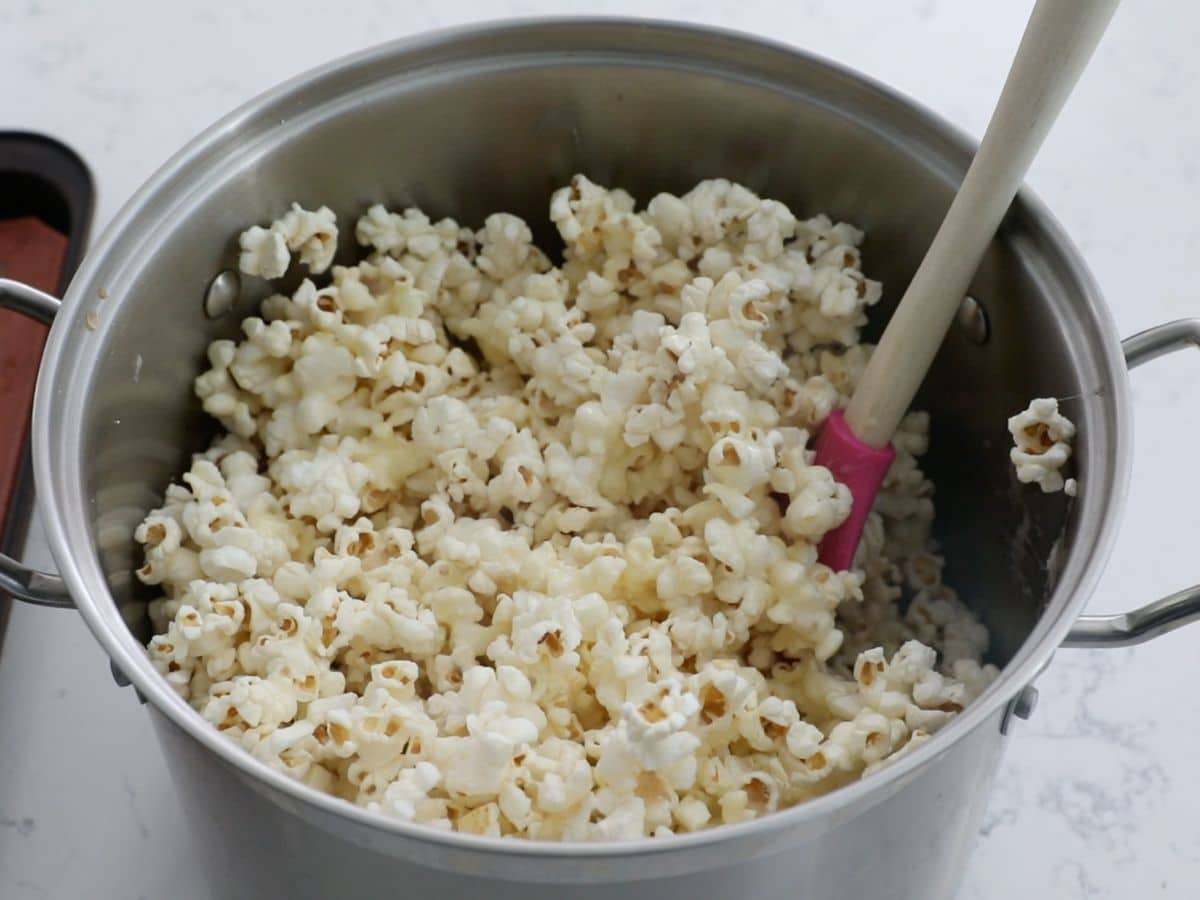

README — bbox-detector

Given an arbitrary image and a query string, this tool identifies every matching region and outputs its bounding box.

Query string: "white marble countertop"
[3,1,1199,897]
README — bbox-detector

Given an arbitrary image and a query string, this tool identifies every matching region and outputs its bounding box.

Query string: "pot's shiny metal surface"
[1,18,1198,900]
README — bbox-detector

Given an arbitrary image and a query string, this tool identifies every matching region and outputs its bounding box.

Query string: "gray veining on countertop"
[3,1,1200,897]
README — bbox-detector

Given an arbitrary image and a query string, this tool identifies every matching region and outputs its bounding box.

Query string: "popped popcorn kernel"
[141,176,998,842]
[1008,397,1076,493]
[238,203,339,278]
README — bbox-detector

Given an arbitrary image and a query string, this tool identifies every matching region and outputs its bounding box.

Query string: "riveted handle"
[0,277,73,608]
[1064,319,1200,648]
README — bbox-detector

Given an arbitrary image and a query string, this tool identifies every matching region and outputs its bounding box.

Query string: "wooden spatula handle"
[845,0,1120,447]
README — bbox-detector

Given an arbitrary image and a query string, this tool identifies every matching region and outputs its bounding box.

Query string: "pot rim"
[31,16,1132,859]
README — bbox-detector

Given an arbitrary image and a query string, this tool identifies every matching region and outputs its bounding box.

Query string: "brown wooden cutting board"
[0,216,67,538]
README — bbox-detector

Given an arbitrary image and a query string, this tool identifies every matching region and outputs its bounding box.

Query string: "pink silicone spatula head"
[813,410,895,571]
[813,0,1117,570]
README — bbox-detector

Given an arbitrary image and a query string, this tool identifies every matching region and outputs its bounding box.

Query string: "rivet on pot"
[956,295,989,345]
[110,659,131,688]
[1000,685,1039,734]
[204,269,241,319]
[1012,685,1039,719]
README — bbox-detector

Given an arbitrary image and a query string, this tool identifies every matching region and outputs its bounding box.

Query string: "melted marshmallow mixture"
[138,176,1001,840]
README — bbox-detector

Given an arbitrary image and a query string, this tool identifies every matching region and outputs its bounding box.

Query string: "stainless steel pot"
[2,19,1198,900]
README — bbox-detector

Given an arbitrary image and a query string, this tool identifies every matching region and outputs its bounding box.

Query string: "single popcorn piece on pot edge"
[1008,397,1076,493]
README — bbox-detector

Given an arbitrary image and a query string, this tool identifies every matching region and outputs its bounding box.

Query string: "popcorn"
[1008,397,1076,493]
[275,204,339,274]
[273,439,370,533]
[374,762,444,823]
[140,176,999,842]
[238,204,339,278]
[198,544,258,581]
[618,678,702,772]
[238,226,290,279]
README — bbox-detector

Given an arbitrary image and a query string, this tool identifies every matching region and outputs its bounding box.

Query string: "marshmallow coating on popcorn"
[139,176,998,841]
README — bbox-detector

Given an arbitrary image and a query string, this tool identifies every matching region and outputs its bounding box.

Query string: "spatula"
[814,0,1120,570]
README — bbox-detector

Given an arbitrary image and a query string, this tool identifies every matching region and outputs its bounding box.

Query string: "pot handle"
[0,278,73,608]
[1063,318,1200,648]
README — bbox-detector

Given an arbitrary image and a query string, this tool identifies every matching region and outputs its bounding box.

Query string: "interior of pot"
[73,22,1110,670]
